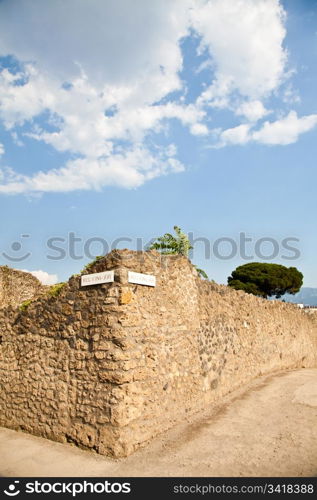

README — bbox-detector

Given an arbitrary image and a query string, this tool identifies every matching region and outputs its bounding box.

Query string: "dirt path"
[1,368,316,477]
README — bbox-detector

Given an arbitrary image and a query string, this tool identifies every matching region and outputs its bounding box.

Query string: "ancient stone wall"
[0,266,45,308]
[0,251,316,457]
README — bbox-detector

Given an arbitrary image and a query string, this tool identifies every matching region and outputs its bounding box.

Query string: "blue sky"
[0,0,316,286]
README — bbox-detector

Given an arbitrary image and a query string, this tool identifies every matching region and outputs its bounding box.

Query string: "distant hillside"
[283,287,317,306]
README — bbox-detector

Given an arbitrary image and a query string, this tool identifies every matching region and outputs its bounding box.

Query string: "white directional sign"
[81,270,114,287]
[128,271,156,287]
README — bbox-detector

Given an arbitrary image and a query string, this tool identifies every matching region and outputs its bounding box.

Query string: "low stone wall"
[0,266,45,308]
[0,250,316,457]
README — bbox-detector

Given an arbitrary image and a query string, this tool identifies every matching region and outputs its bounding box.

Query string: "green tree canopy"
[227,262,303,299]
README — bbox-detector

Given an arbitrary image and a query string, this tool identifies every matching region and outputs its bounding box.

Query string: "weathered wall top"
[0,266,45,309]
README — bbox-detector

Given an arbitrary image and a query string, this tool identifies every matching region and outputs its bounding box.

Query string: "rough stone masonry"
[0,266,46,309]
[0,250,316,457]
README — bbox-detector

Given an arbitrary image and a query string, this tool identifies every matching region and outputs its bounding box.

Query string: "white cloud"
[218,111,317,147]
[220,124,251,146]
[252,111,317,145]
[0,0,314,194]
[0,145,184,194]
[11,132,24,147]
[282,84,301,105]
[0,0,206,193]
[0,143,4,156]
[193,0,287,104]
[236,100,269,122]
[21,269,58,285]
[0,0,192,91]
[190,123,209,136]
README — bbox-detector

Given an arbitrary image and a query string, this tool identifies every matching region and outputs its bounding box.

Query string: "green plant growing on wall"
[19,299,33,312]
[81,255,104,274]
[149,226,209,279]
[149,225,192,256]
[193,266,209,280]
[48,282,66,297]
